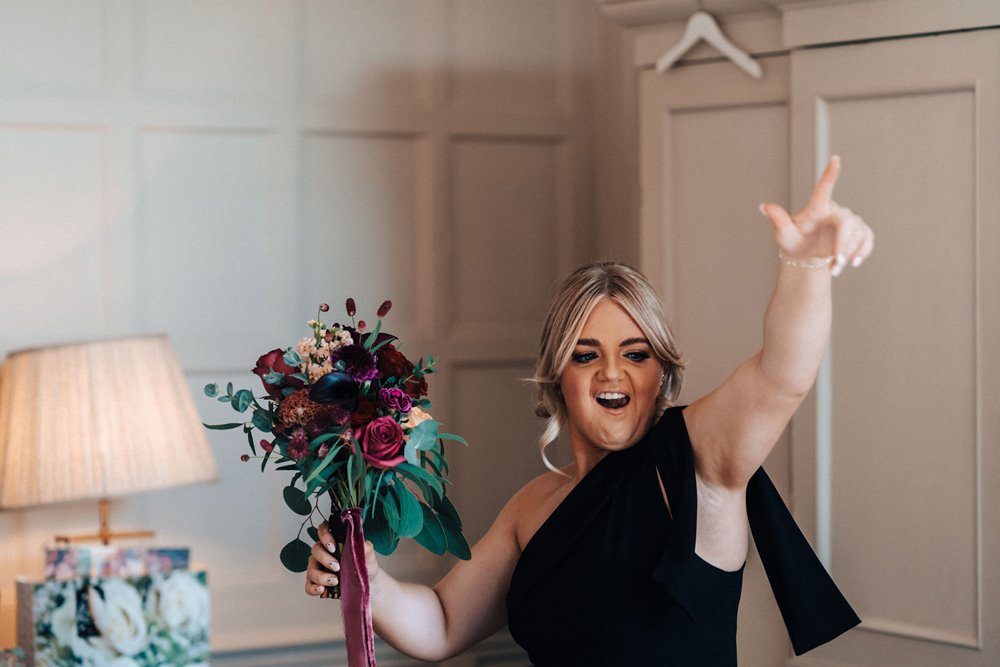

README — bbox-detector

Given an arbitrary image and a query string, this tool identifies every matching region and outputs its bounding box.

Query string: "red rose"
[252,348,303,398]
[350,396,377,427]
[354,416,405,469]
[376,344,427,398]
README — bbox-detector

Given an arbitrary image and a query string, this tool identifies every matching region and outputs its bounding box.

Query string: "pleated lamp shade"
[0,335,217,510]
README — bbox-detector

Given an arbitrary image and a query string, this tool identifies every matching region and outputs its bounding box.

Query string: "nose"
[598,355,623,381]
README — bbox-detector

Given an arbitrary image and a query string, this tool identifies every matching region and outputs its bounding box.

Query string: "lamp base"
[53,498,155,546]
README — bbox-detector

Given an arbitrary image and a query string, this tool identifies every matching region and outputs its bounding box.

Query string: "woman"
[306,155,872,664]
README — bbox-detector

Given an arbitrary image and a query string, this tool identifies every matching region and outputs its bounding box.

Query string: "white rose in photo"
[148,570,210,638]
[88,579,149,656]
[107,657,140,667]
[49,591,79,649]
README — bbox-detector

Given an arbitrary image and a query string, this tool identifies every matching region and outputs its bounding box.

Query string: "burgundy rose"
[378,387,412,413]
[376,344,427,398]
[354,416,405,469]
[330,344,379,382]
[252,348,304,398]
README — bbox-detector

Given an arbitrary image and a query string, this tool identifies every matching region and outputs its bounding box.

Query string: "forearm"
[370,572,451,662]
[757,261,832,396]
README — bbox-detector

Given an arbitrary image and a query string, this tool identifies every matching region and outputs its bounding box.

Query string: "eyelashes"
[570,350,651,364]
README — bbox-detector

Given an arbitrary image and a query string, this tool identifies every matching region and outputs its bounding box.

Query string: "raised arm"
[685,156,874,489]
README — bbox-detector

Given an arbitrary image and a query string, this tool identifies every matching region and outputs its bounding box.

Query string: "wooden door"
[789,28,1000,666]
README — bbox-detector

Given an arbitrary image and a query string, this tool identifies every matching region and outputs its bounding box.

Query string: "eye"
[625,350,651,362]
[571,351,597,364]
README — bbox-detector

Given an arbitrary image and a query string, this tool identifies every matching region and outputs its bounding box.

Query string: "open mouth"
[596,391,630,410]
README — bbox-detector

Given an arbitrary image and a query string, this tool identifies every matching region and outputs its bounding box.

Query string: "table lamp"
[0,335,218,543]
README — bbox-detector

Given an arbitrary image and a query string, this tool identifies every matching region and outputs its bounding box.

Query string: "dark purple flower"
[240,454,250,462]
[319,303,329,312]
[260,439,274,453]
[377,300,392,318]
[379,387,412,413]
[331,344,379,382]
[346,298,356,317]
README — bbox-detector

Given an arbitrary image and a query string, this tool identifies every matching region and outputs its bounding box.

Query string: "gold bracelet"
[778,248,832,269]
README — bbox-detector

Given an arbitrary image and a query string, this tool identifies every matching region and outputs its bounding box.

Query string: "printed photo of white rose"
[88,579,149,656]
[147,570,210,639]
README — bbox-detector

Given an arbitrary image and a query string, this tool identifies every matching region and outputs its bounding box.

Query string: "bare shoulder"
[500,469,575,551]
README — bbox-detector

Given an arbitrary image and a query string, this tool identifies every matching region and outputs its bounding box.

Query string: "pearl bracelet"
[778,248,832,269]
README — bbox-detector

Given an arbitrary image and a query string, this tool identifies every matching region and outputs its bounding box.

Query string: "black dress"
[506,406,860,666]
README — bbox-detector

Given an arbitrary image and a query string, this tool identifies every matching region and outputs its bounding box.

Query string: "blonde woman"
[306,156,871,665]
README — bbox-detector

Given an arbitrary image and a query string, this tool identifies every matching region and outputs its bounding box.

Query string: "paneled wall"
[0,1,598,659]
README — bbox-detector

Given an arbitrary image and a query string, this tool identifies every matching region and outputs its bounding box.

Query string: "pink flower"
[378,387,411,413]
[288,428,309,461]
[354,416,405,469]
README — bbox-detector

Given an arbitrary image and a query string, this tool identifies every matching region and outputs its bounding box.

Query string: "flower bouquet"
[204,299,469,667]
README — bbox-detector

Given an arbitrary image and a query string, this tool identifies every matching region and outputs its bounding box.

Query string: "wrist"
[777,248,832,269]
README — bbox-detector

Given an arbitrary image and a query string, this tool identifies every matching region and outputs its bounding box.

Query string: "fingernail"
[831,264,843,277]
[326,542,335,552]
[330,561,340,572]
[832,154,841,162]
[836,253,846,267]
[852,256,862,267]
[328,576,338,585]
[758,203,768,217]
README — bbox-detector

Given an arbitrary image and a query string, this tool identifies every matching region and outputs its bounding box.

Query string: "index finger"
[805,155,841,210]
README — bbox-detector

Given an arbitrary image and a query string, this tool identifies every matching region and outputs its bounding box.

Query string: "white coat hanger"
[655,1,762,79]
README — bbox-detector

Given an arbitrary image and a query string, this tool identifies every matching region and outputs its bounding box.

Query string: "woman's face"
[560,298,663,456]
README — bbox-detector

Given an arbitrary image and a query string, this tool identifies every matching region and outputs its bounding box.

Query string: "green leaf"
[438,512,471,560]
[436,494,463,529]
[250,409,272,433]
[383,486,401,536]
[279,538,312,573]
[363,507,396,556]
[202,422,242,430]
[277,463,298,471]
[363,320,383,350]
[438,432,468,446]
[283,349,302,367]
[395,462,443,502]
[204,384,218,397]
[290,372,309,383]
[260,448,272,472]
[370,337,393,353]
[394,484,424,538]
[307,526,319,543]
[407,420,439,451]
[283,485,311,516]
[310,432,340,448]
[231,389,254,413]
[227,382,234,396]
[305,443,344,485]
[413,503,446,555]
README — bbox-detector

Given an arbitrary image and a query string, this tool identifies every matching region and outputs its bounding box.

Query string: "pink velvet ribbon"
[339,507,376,667]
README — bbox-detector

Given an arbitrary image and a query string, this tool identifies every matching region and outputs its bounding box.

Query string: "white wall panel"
[0,126,106,350]
[828,90,978,646]
[446,0,565,112]
[447,138,561,340]
[300,0,429,106]
[137,0,272,96]
[0,0,104,91]
[136,129,276,370]
[449,362,544,545]
[300,132,424,335]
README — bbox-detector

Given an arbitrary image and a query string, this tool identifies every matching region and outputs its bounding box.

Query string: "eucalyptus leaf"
[436,494,463,529]
[232,389,254,413]
[439,432,468,446]
[438,512,471,560]
[363,507,396,556]
[204,384,218,397]
[279,538,312,573]
[406,420,439,453]
[307,526,319,543]
[202,422,242,430]
[260,449,272,472]
[383,487,401,536]
[291,372,309,383]
[227,382,234,396]
[413,503,446,555]
[263,370,283,385]
[395,462,443,502]
[283,349,302,366]
[394,485,424,538]
[283,485,312,516]
[250,409,272,433]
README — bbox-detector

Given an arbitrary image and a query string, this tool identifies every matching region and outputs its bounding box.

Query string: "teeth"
[597,392,627,400]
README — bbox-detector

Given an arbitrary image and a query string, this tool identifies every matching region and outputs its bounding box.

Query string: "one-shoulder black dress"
[506,406,860,666]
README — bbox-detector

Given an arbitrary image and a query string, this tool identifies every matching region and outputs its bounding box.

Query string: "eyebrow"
[576,337,650,348]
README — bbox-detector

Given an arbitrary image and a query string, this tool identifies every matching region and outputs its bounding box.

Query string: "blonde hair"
[532,262,685,475]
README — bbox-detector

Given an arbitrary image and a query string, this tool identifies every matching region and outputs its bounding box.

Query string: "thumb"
[758,202,794,234]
